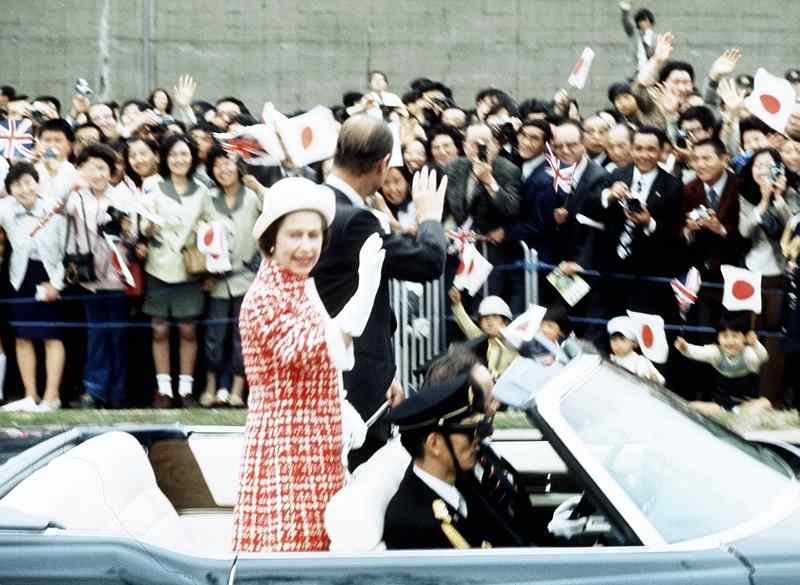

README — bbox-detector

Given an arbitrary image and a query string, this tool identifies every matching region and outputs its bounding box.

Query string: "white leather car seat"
[1,431,190,551]
[324,437,410,552]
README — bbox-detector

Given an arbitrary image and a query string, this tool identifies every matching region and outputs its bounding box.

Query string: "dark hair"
[401,90,421,106]
[659,61,695,84]
[739,116,773,148]
[205,144,242,189]
[518,98,551,120]
[475,88,509,105]
[257,212,330,257]
[341,92,364,109]
[231,113,258,127]
[634,8,655,25]
[74,122,104,141]
[399,428,431,459]
[147,88,173,114]
[4,160,39,193]
[123,137,160,187]
[369,70,388,84]
[608,82,634,104]
[75,142,117,172]
[120,99,148,117]
[520,118,554,143]
[543,305,570,335]
[717,312,750,335]
[634,125,669,148]
[158,133,199,179]
[422,344,487,415]
[33,95,61,115]
[333,117,394,176]
[216,96,249,116]
[36,118,74,142]
[678,105,717,132]
[693,138,728,158]
[426,125,464,160]
[191,100,216,119]
[1,85,16,99]
[738,147,783,205]
[409,78,434,92]
[424,81,453,100]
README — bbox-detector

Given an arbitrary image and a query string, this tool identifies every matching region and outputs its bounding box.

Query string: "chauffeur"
[382,375,522,549]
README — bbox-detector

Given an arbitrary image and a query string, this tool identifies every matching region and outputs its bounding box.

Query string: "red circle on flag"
[301,126,313,149]
[571,58,584,77]
[642,325,654,348]
[203,228,214,246]
[732,280,755,300]
[760,94,781,115]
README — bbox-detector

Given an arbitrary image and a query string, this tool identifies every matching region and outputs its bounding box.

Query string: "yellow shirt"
[451,302,518,379]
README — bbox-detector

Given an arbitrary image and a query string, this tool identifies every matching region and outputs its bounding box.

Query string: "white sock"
[156,374,172,396]
[0,354,6,401]
[178,375,194,397]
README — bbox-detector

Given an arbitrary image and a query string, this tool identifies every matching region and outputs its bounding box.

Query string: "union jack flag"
[671,267,702,320]
[544,143,576,194]
[213,125,280,167]
[446,218,479,255]
[0,118,35,161]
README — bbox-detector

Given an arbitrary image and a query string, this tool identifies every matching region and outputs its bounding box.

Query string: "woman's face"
[121,103,142,128]
[10,174,39,209]
[780,140,800,173]
[752,151,776,186]
[431,133,458,167]
[272,211,325,277]
[167,141,193,178]
[403,140,427,173]
[381,168,409,206]
[213,155,240,189]
[128,140,158,179]
[80,157,112,194]
[153,90,169,113]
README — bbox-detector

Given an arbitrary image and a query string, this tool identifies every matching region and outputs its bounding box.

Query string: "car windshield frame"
[531,355,800,546]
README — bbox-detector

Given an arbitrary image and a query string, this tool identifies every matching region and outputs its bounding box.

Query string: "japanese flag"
[627,310,669,364]
[102,233,135,288]
[197,222,232,273]
[274,105,339,167]
[721,265,762,314]
[452,243,493,296]
[501,304,547,349]
[568,47,595,90]
[744,68,800,134]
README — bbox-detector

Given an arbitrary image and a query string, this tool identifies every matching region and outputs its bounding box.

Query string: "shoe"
[36,399,61,412]
[215,388,231,406]
[1,397,39,412]
[180,394,199,409]
[153,393,174,409]
[228,389,246,408]
[199,389,216,408]
[79,393,100,409]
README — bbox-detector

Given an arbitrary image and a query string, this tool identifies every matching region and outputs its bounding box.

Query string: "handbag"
[182,243,208,276]
[63,194,97,285]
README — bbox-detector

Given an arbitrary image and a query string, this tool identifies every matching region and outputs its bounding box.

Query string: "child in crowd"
[674,314,768,409]
[449,287,516,379]
[606,316,665,384]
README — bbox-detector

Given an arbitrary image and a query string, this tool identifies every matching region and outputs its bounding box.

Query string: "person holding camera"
[0,163,66,412]
[737,148,799,403]
[64,143,136,408]
[33,119,79,202]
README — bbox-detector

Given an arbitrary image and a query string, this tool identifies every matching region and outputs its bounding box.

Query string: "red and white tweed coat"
[232,259,344,552]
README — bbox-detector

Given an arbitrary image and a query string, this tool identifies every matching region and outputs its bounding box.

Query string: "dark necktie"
[617,180,641,260]
[707,187,718,209]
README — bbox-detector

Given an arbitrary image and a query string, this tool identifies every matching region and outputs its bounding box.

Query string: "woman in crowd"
[66,143,136,408]
[427,125,463,170]
[141,134,213,408]
[148,88,173,117]
[199,146,262,408]
[0,163,66,412]
[232,177,384,552]
[402,139,428,174]
[376,166,416,235]
[738,147,800,403]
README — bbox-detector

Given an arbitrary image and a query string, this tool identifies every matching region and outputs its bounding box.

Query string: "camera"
[477,143,488,163]
[624,198,644,213]
[74,78,93,97]
[688,205,711,222]
[30,102,50,123]
[770,162,785,183]
[100,206,127,237]
[43,147,58,161]
[674,129,693,150]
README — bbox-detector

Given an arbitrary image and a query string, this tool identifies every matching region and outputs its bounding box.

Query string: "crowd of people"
[1,6,800,421]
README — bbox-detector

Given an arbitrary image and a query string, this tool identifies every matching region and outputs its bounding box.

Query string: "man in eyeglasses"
[382,370,524,549]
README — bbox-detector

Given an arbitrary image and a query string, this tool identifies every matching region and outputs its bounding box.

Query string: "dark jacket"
[445,156,521,234]
[312,187,446,441]
[557,157,610,267]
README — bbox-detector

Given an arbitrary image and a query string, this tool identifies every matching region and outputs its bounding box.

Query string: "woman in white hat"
[232,177,385,553]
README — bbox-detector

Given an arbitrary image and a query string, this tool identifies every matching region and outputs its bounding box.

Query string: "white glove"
[340,394,367,456]
[335,233,386,337]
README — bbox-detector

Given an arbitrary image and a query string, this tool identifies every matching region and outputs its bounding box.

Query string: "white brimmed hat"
[252,177,336,240]
[607,316,636,340]
[477,296,513,320]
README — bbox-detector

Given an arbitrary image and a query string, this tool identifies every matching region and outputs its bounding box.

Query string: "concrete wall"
[2,0,799,116]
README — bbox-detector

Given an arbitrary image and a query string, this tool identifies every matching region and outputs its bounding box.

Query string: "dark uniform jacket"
[383,464,523,550]
[312,187,446,442]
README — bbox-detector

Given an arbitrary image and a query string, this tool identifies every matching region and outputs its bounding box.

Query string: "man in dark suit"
[591,126,684,318]
[444,122,521,301]
[383,374,523,549]
[312,115,447,470]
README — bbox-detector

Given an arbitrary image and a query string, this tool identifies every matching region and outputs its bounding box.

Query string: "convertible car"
[1,354,799,584]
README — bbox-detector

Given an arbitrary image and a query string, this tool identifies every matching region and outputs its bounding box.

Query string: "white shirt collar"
[413,465,467,517]
[326,174,366,209]
[704,172,728,198]
[521,154,546,181]
[631,166,659,200]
